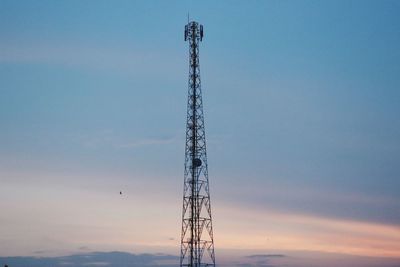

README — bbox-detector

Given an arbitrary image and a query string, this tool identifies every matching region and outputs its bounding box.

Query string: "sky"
[1,0,400,266]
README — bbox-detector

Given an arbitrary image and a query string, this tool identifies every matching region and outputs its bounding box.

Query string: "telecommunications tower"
[180,21,216,267]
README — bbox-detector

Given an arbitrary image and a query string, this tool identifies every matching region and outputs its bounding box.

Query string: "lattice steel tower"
[180,21,216,267]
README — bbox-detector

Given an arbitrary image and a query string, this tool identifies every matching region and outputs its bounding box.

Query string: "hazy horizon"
[2,250,400,267]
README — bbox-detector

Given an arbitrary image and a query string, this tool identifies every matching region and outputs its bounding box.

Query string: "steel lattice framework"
[180,21,216,267]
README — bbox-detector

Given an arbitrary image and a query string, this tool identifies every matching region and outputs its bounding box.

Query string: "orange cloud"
[215,205,400,258]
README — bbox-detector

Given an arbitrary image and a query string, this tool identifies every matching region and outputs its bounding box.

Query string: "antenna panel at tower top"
[184,21,204,42]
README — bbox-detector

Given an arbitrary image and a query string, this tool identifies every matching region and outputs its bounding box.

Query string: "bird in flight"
[120,191,122,195]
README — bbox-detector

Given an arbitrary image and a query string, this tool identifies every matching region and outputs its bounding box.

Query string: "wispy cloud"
[216,203,400,258]
[116,137,175,148]
[33,250,50,255]
[246,254,285,258]
[75,130,178,150]
[227,180,400,226]
[0,41,182,79]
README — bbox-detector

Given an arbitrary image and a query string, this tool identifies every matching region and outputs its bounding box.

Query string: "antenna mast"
[180,21,215,267]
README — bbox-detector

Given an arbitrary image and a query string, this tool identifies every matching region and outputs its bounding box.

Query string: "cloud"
[246,254,285,258]
[228,254,287,267]
[116,137,175,149]
[76,130,177,150]
[234,260,278,267]
[216,203,400,258]
[235,264,276,267]
[82,263,109,266]
[230,181,400,227]
[0,251,179,267]
[0,42,182,79]
[2,250,400,267]
[33,250,50,254]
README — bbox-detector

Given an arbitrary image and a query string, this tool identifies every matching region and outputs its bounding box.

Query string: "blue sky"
[1,0,400,266]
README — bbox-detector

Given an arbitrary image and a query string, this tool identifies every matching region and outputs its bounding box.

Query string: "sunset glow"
[1,1,400,266]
